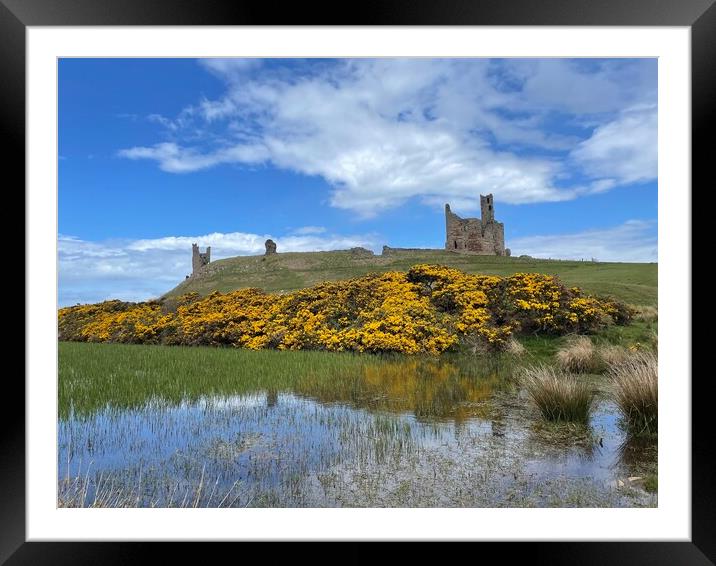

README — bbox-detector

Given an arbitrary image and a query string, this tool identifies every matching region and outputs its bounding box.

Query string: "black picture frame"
[4,0,709,563]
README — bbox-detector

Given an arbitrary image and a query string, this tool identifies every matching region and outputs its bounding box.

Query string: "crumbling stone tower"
[191,243,211,275]
[445,194,506,255]
[481,194,495,223]
[264,239,277,255]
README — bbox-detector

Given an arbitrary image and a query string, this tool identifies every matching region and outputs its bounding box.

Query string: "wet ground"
[58,358,657,507]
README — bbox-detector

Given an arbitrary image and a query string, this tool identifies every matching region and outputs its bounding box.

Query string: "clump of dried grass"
[609,350,658,434]
[505,338,526,357]
[598,344,632,368]
[633,305,658,323]
[521,365,594,423]
[555,336,600,373]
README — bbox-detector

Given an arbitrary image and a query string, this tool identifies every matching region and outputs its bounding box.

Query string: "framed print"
[5,0,711,563]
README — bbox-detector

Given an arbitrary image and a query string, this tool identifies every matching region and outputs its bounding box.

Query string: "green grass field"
[165,249,657,306]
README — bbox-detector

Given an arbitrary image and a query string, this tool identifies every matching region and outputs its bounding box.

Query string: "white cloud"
[291,226,326,235]
[118,142,268,173]
[147,113,178,131]
[119,58,657,215]
[571,105,657,185]
[59,230,379,306]
[516,59,656,115]
[509,220,657,262]
[199,58,262,78]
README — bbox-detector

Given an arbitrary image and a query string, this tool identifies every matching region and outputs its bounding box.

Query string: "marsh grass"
[521,365,595,423]
[59,343,382,417]
[519,335,561,362]
[555,338,656,377]
[58,465,246,508]
[633,305,658,323]
[555,336,601,373]
[505,338,527,357]
[609,350,658,434]
[597,319,658,350]
[598,344,632,369]
[643,474,658,493]
[529,419,597,450]
[57,343,657,508]
[59,342,513,419]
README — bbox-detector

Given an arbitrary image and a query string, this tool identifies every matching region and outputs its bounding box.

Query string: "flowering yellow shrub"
[58,300,171,344]
[58,265,632,354]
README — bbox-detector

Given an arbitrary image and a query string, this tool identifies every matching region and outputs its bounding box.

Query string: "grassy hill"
[164,249,657,306]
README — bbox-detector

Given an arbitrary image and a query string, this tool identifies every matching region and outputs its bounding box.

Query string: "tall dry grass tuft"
[555,336,600,373]
[521,365,595,423]
[633,305,658,323]
[609,350,658,434]
[598,344,632,368]
[506,338,526,357]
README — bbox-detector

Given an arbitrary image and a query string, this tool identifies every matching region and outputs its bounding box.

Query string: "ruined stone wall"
[444,196,506,255]
[264,239,277,255]
[483,221,505,255]
[192,243,211,275]
[445,205,482,252]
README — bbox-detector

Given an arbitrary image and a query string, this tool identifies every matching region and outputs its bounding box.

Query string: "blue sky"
[59,58,657,305]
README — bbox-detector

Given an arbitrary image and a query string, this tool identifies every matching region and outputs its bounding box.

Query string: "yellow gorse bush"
[58,265,633,354]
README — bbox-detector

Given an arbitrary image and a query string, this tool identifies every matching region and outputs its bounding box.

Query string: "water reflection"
[615,432,658,477]
[293,359,501,422]
[58,357,657,508]
[266,389,279,408]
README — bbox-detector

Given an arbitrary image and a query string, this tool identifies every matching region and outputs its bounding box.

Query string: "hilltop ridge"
[164,248,657,306]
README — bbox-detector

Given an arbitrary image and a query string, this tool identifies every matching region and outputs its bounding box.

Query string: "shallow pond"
[58,351,656,507]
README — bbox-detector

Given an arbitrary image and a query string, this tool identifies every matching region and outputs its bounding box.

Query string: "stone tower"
[191,243,211,275]
[445,194,506,255]
[264,239,277,255]
[480,194,495,224]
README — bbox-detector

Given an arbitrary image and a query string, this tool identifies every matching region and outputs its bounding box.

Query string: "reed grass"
[555,336,600,373]
[633,305,658,323]
[506,338,527,357]
[608,350,658,434]
[59,342,511,419]
[598,344,632,369]
[521,365,595,423]
[58,468,246,508]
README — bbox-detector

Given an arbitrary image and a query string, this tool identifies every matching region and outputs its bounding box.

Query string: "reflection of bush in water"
[294,359,504,422]
[616,433,657,476]
[527,420,598,461]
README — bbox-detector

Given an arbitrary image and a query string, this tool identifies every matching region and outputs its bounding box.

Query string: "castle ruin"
[191,243,211,275]
[264,239,277,255]
[186,195,508,278]
[445,194,506,255]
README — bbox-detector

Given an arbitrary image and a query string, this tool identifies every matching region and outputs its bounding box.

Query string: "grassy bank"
[59,342,514,418]
[60,342,380,416]
[165,250,657,307]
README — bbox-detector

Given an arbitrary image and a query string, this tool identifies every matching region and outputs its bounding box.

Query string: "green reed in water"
[59,342,514,419]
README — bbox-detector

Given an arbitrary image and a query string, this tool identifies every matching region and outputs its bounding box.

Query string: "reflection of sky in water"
[62,394,354,488]
[58,391,655,507]
[523,402,624,483]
